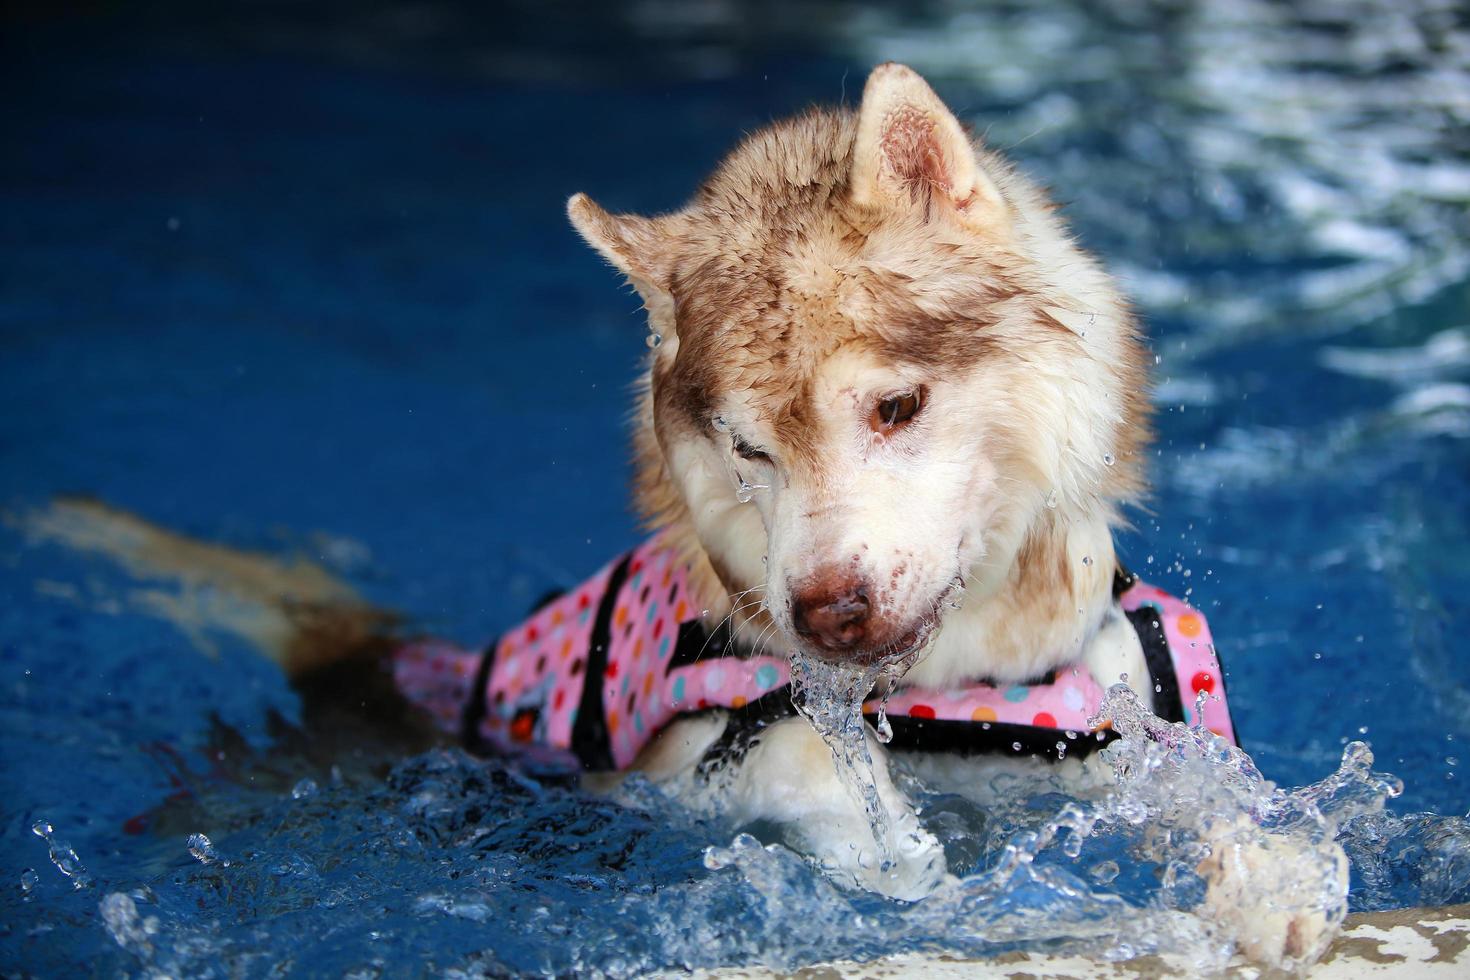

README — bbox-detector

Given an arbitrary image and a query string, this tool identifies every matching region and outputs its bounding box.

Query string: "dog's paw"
[815,808,949,902]
[1195,815,1349,968]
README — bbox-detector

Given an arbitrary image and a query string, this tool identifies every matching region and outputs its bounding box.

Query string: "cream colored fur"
[569,63,1337,959]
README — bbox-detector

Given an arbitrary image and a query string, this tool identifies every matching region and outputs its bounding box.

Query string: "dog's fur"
[570,65,1150,696]
[22,64,1338,967]
[566,66,1343,960]
[567,64,1150,873]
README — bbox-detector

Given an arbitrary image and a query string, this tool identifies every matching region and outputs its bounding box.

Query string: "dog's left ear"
[850,63,1009,236]
[567,193,676,307]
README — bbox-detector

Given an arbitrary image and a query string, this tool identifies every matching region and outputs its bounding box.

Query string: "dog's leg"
[718,715,948,901]
[1195,814,1349,966]
[1083,606,1151,699]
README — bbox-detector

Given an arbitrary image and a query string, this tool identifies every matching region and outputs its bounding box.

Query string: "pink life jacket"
[391,536,1237,771]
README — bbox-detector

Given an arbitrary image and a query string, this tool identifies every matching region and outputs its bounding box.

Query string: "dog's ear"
[850,63,1009,236]
[567,193,676,304]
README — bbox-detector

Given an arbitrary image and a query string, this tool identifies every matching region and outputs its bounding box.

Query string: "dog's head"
[569,64,1147,669]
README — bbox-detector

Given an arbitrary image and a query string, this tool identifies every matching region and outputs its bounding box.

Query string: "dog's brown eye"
[733,435,770,462]
[872,389,924,433]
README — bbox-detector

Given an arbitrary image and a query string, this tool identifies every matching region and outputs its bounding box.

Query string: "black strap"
[669,617,733,670]
[568,552,634,770]
[875,714,1116,759]
[693,689,799,777]
[459,636,501,750]
[1127,605,1185,723]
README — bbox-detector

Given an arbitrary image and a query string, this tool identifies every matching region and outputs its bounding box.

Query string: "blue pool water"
[3,2,1468,974]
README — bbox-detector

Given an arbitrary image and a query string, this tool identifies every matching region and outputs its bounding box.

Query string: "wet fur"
[569,66,1343,960]
[571,64,1150,688]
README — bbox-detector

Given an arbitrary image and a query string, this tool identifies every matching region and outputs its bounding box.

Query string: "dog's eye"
[733,435,770,462]
[872,389,924,432]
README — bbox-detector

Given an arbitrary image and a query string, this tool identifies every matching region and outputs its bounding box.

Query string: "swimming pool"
[3,1,1468,974]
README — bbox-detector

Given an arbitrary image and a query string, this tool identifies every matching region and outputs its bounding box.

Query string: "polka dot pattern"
[1121,581,1236,745]
[391,538,1236,767]
[391,640,480,731]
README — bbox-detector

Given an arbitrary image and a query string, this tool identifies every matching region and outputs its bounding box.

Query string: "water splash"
[735,479,769,504]
[186,832,226,866]
[788,655,898,869]
[32,820,91,889]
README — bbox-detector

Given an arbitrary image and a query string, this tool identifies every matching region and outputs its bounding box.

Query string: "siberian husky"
[560,62,1340,962]
[27,63,1342,969]
[566,60,1153,881]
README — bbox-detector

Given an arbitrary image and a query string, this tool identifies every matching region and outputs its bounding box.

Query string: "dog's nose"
[792,583,871,652]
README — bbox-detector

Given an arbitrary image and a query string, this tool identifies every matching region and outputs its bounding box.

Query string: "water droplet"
[187,833,220,865]
[291,777,319,800]
[711,415,730,433]
[735,479,769,503]
[645,332,662,349]
[1045,489,1058,509]
[1055,740,1068,760]
[19,868,39,896]
[1082,555,1093,566]
[1102,452,1115,466]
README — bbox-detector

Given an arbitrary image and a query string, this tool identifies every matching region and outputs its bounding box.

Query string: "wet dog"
[562,61,1155,891]
[26,63,1343,968]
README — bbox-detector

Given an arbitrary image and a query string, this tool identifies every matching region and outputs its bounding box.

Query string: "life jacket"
[391,536,1236,771]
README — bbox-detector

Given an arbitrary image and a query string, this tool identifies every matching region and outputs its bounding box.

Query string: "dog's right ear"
[567,193,675,305]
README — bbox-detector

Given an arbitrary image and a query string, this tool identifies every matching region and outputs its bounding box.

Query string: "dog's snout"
[792,579,871,652]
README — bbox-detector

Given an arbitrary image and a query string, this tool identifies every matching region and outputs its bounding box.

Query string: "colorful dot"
[909,704,936,720]
[672,676,686,703]
[675,600,688,621]
[1191,671,1215,694]
[1003,685,1031,703]
[971,706,997,722]
[755,664,779,690]
[607,711,620,734]
[1033,712,1058,728]
[658,636,671,659]
[615,605,628,628]
[1177,613,1203,638]
[643,674,654,697]
[704,667,725,694]
[731,695,747,709]
[1062,686,1086,711]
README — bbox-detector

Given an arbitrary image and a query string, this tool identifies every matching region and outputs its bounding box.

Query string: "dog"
[25,63,1342,969]
[543,62,1338,963]
[557,60,1163,887]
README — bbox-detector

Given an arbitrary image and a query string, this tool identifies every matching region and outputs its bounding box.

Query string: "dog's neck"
[901,504,1121,688]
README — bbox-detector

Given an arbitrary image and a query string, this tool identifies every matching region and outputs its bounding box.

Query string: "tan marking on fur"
[571,63,1154,678]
